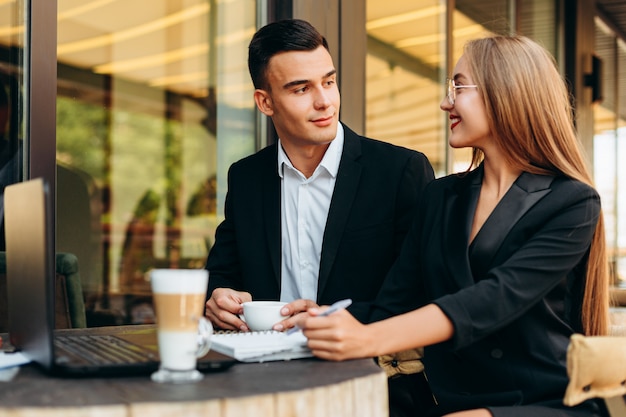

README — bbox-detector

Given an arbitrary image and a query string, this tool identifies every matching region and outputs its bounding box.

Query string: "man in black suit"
[204,19,435,417]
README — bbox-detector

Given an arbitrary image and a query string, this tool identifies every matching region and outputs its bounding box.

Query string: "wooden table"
[0,331,388,417]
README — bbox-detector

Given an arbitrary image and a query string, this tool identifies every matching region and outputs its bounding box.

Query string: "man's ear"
[253,89,273,116]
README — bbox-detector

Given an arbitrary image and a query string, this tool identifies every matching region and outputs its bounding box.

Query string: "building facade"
[0,0,624,325]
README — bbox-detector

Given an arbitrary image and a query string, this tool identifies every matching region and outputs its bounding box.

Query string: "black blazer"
[205,123,434,321]
[370,166,601,414]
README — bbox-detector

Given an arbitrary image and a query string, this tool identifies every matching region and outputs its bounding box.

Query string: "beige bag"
[377,348,424,378]
[563,334,626,407]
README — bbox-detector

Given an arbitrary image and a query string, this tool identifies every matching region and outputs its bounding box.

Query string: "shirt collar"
[277,123,344,179]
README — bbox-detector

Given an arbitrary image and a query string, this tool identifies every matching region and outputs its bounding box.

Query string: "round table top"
[0,330,388,417]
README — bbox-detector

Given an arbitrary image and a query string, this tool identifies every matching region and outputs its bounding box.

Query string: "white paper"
[0,366,21,381]
[0,350,30,369]
[211,330,313,362]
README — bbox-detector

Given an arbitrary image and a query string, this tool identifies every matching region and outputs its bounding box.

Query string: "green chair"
[0,251,86,332]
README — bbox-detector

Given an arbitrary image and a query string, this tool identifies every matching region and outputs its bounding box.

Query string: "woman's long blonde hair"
[463,36,609,336]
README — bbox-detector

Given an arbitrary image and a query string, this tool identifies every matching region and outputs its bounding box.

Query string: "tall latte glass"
[150,269,212,383]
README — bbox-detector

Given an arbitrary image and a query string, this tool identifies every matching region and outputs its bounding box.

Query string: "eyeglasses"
[446,78,478,105]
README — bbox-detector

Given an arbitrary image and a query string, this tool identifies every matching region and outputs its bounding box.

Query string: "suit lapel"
[469,171,554,278]
[262,145,282,287]
[442,168,482,288]
[317,127,362,299]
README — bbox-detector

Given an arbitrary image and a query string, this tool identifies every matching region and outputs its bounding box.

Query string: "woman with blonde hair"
[297,36,610,417]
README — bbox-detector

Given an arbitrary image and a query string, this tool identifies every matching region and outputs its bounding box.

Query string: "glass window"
[365,0,513,177]
[619,40,626,288]
[449,0,511,172]
[593,18,626,288]
[517,0,558,58]
[365,1,447,176]
[0,0,26,251]
[56,0,257,326]
[364,0,568,175]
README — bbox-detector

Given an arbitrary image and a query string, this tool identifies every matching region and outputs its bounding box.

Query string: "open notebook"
[211,330,313,363]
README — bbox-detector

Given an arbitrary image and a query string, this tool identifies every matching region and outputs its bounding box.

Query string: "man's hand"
[205,288,252,331]
[272,298,319,331]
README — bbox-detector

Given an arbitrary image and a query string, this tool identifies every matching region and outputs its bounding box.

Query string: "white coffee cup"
[150,269,212,383]
[241,301,287,331]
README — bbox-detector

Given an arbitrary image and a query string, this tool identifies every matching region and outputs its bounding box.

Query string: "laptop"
[4,177,236,376]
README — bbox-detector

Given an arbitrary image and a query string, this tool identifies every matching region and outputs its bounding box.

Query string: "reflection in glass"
[365,0,510,177]
[448,0,509,172]
[56,0,256,326]
[594,19,626,287]
[0,0,25,334]
[0,0,25,251]
[365,1,447,175]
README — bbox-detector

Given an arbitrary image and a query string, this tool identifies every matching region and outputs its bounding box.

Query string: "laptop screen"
[4,178,56,370]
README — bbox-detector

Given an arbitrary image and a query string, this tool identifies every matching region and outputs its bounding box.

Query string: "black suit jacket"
[205,123,434,321]
[370,165,602,414]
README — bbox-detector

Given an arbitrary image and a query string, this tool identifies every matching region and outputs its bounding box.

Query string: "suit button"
[491,349,503,359]
[391,359,398,367]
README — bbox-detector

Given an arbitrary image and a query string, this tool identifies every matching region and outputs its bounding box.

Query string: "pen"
[286,298,352,335]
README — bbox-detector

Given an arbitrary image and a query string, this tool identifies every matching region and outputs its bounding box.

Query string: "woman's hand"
[272,299,319,332]
[298,303,455,361]
[298,308,377,361]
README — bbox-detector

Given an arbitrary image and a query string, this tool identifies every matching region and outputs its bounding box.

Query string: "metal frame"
[27,0,58,245]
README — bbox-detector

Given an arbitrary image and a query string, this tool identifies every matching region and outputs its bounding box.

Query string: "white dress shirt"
[277,124,344,302]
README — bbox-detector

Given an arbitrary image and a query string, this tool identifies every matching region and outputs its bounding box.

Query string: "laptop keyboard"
[54,334,157,365]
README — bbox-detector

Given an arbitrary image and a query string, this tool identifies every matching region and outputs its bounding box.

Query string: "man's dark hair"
[248,19,329,90]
